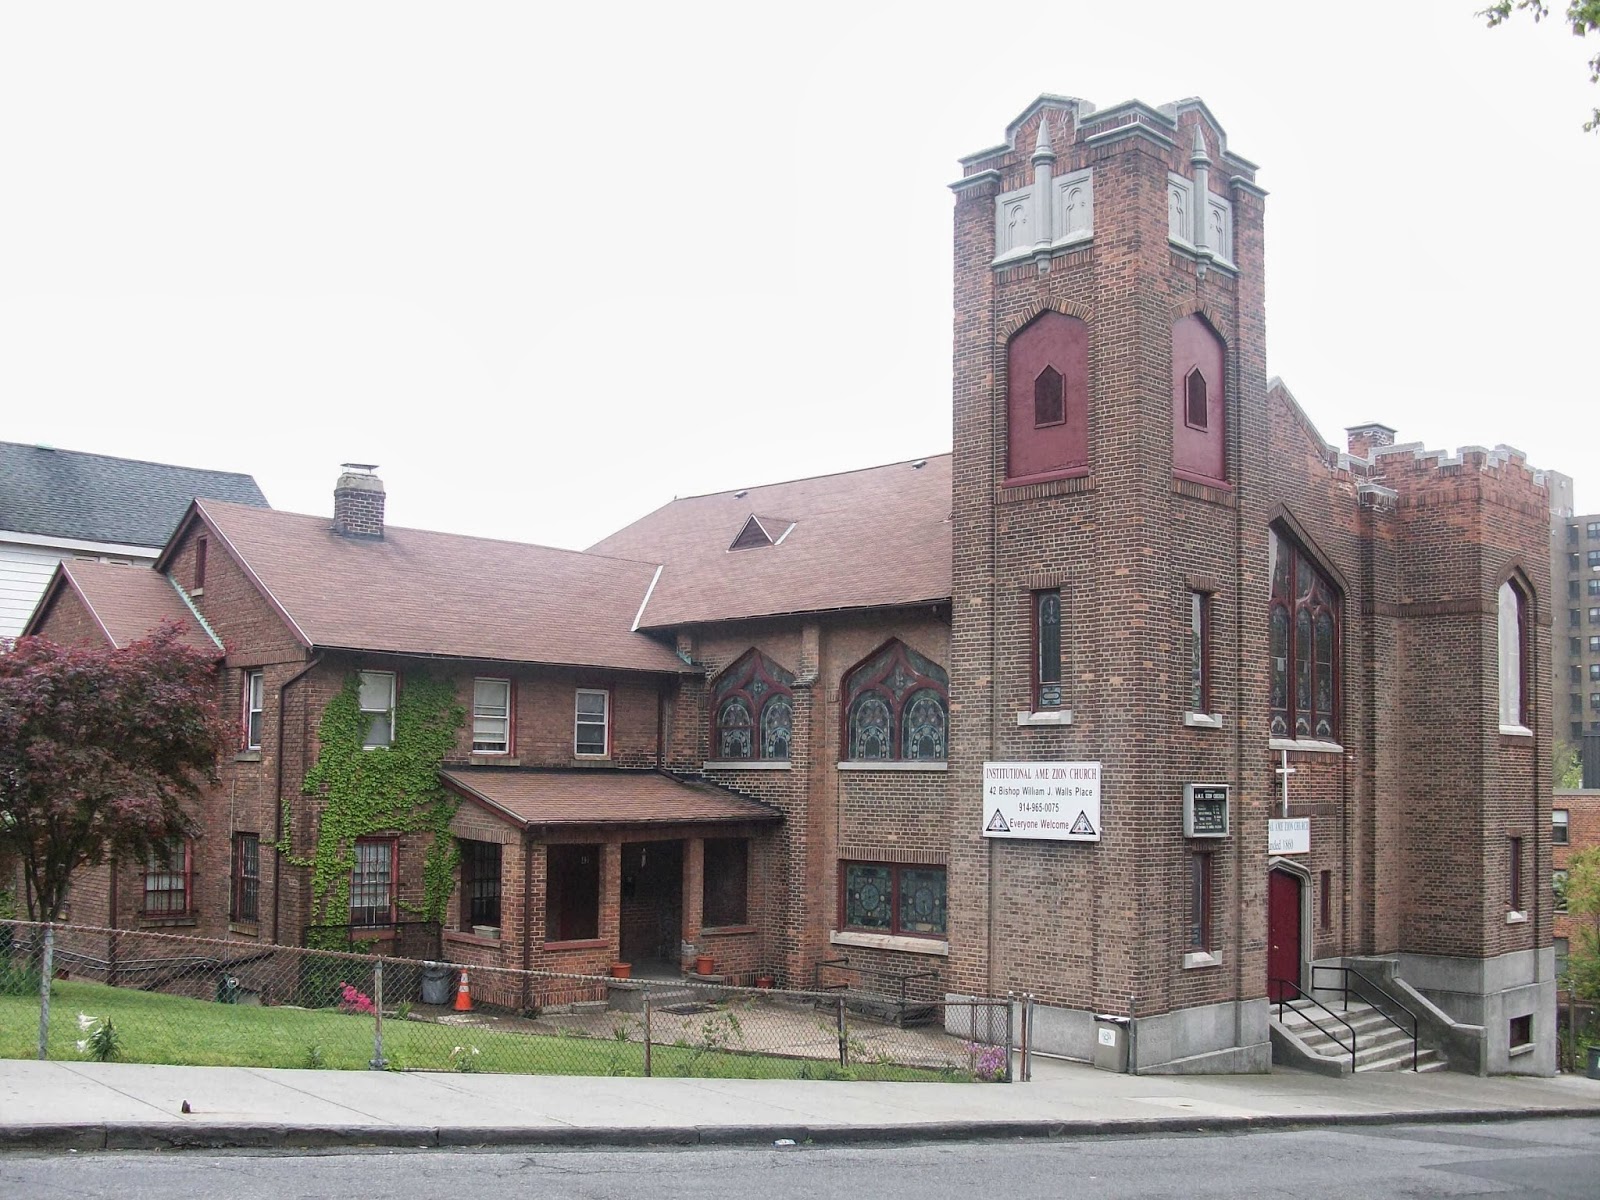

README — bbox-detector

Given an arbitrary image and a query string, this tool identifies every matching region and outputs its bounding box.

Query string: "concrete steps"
[1274,999,1447,1073]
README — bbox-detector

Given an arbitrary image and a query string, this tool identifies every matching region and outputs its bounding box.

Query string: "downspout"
[521,825,536,1008]
[273,654,323,945]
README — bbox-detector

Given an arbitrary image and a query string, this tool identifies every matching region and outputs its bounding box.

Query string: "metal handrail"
[1312,964,1421,1071]
[1272,976,1356,1072]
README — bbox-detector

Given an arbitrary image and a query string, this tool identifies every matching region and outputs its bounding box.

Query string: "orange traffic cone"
[453,969,472,1012]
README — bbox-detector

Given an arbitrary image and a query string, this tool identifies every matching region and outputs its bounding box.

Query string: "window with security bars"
[459,839,501,928]
[840,862,947,937]
[472,678,511,753]
[144,838,190,915]
[231,833,259,922]
[350,838,395,926]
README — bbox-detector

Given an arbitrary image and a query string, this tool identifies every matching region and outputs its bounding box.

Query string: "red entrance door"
[1267,870,1302,1003]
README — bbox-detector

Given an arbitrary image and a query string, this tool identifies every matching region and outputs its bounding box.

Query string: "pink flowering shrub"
[337,982,375,1014]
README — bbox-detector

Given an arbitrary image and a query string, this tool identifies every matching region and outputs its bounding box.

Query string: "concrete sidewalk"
[2,1055,1598,1152]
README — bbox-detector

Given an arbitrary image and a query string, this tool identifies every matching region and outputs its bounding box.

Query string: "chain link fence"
[1,921,1012,1082]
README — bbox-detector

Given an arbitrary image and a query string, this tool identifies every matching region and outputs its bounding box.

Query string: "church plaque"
[1183,783,1229,838]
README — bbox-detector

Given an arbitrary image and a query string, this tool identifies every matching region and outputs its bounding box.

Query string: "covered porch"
[438,768,783,992]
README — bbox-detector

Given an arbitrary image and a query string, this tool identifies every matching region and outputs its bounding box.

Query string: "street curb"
[3,1106,1598,1153]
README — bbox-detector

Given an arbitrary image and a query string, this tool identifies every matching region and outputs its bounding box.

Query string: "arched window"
[1172,314,1226,482]
[1269,530,1340,741]
[1006,311,1089,484]
[843,640,949,761]
[712,650,795,761]
[1498,579,1529,730]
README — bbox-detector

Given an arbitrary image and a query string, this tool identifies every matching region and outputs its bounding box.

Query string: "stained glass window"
[711,650,795,761]
[1268,529,1340,741]
[842,862,947,938]
[843,640,950,761]
[1036,590,1062,708]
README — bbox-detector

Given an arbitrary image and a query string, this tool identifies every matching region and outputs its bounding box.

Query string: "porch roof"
[439,768,783,830]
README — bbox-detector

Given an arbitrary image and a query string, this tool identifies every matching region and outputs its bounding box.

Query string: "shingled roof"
[587,455,953,628]
[0,442,268,547]
[182,500,690,673]
[25,560,221,653]
[441,768,781,829]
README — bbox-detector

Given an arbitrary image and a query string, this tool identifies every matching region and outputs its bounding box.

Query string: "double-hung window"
[359,671,396,748]
[472,678,511,754]
[575,689,609,757]
[244,670,265,751]
[1553,809,1570,846]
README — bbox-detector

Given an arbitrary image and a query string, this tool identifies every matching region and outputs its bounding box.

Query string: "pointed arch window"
[712,650,795,761]
[843,640,949,762]
[1498,579,1530,730]
[1269,530,1340,741]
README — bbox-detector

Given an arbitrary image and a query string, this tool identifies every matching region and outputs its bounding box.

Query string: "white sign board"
[982,761,1102,842]
[1268,817,1310,855]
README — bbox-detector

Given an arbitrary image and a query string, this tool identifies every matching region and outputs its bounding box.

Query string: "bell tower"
[946,96,1273,1071]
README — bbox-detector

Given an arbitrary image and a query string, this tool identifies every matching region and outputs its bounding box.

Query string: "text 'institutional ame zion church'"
[30,95,1557,1075]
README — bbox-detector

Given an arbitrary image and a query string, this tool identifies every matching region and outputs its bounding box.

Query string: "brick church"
[23,94,1557,1075]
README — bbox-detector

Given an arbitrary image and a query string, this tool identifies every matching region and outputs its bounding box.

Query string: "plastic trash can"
[1092,1013,1130,1073]
[421,962,453,1006]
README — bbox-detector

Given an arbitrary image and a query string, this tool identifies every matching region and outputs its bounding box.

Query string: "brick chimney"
[332,463,385,537]
[1345,423,1397,462]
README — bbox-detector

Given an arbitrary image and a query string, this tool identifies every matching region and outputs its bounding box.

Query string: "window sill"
[138,915,197,929]
[701,924,757,938]
[446,930,504,947]
[1269,738,1345,755]
[228,921,260,937]
[1183,951,1220,970]
[1016,709,1073,726]
[1498,725,1533,739]
[1173,468,1234,491]
[704,760,791,771]
[1506,911,1528,925]
[1183,712,1222,729]
[1001,465,1091,490]
[234,750,263,763]
[830,930,948,956]
[469,755,520,766]
[570,756,610,765]
[542,938,608,952]
[1508,1041,1536,1058]
[836,761,947,772]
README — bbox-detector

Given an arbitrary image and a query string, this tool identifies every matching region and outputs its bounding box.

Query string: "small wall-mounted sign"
[1268,817,1310,855]
[1183,783,1230,838]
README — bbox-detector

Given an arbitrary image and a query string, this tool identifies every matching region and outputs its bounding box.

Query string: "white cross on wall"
[1274,750,1296,818]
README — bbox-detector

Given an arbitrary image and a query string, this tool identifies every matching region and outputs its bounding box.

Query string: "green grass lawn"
[0,980,964,1082]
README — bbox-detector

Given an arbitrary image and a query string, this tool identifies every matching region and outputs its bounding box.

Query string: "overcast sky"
[1,2,1595,550]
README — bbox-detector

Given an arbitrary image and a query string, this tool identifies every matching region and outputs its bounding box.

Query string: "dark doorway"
[1267,868,1303,1003]
[619,840,682,972]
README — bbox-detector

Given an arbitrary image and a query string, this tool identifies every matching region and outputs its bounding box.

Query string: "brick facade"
[17,91,1557,1075]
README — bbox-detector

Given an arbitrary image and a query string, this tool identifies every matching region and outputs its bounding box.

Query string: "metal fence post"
[643,988,653,1078]
[836,994,848,1067]
[369,957,387,1070]
[37,923,54,1060]
[1022,994,1035,1082]
[1004,999,1015,1083]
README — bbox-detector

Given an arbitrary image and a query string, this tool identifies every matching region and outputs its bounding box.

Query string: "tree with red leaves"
[0,625,226,921]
